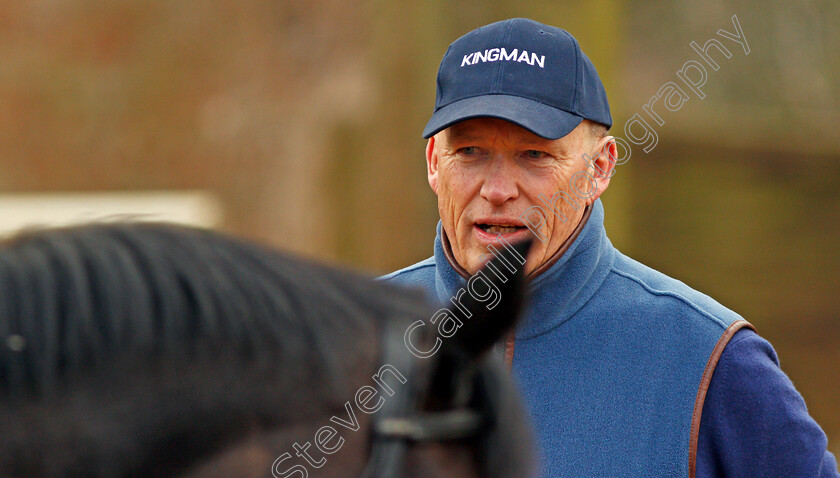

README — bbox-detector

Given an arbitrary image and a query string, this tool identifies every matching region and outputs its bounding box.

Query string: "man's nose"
[480,156,520,205]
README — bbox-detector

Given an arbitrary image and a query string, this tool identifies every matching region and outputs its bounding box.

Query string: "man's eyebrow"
[520,139,555,148]
[445,128,568,155]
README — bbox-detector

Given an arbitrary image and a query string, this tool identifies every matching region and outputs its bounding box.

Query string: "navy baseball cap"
[422,18,612,139]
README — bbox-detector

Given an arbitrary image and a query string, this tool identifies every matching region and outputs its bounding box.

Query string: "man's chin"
[453,249,485,276]
[464,246,539,276]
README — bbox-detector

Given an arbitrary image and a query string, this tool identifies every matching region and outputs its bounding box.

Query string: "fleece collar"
[433,199,615,339]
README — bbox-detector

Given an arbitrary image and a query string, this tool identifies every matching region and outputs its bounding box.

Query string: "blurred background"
[1,0,837,454]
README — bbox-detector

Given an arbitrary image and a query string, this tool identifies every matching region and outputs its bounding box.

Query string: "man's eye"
[459,147,479,155]
[524,150,548,159]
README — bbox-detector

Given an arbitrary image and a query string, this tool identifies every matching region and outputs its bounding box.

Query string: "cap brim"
[422,95,584,139]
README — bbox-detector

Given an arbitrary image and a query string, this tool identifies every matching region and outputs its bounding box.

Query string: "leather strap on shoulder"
[688,319,756,478]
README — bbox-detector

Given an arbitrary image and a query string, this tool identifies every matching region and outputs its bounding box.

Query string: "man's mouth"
[476,223,527,235]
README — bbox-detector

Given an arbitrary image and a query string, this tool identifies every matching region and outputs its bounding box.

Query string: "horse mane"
[0,222,431,477]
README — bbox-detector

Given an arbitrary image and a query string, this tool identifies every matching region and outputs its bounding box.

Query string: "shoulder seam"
[608,267,731,331]
[378,257,435,281]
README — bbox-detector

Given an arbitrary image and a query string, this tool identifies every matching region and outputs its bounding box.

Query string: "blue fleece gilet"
[382,199,746,477]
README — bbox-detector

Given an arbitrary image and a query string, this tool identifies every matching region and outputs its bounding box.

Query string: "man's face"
[426,118,614,275]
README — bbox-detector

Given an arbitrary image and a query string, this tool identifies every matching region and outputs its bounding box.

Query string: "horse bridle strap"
[374,408,485,442]
[359,317,489,478]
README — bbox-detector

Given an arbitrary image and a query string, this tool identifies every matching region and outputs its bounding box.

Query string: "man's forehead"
[444,118,551,143]
[442,118,583,155]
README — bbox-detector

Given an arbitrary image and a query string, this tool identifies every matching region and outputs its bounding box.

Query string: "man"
[383,18,839,477]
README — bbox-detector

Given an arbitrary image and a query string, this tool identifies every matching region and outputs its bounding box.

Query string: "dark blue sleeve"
[696,328,839,477]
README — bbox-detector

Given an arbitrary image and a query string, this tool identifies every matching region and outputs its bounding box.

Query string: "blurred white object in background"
[0,190,223,238]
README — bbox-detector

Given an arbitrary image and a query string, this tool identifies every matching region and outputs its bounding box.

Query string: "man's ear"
[426,136,439,194]
[584,135,617,203]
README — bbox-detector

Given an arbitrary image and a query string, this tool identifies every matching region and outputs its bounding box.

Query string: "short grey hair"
[589,121,609,140]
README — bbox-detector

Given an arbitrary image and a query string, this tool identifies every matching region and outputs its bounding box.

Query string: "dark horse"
[0,223,534,477]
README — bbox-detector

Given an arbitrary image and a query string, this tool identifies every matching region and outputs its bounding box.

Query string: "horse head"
[0,224,535,478]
